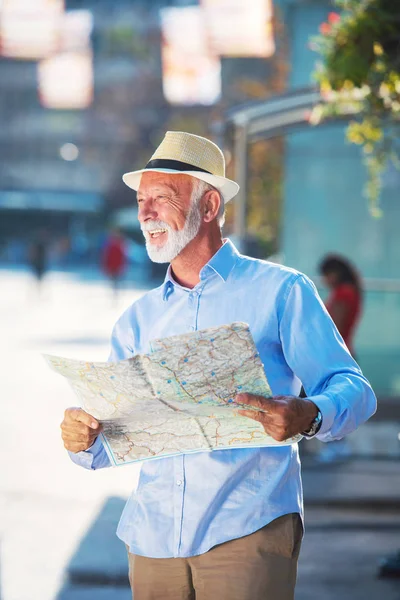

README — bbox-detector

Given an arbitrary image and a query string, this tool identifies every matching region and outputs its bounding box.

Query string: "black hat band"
[145,158,213,175]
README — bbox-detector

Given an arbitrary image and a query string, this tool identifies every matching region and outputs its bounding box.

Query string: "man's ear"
[203,190,220,223]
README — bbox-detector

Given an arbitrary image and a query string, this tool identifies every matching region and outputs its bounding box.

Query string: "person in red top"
[319,254,362,357]
[101,229,127,298]
[316,255,363,461]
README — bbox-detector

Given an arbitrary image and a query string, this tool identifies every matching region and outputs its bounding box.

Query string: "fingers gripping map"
[45,322,301,466]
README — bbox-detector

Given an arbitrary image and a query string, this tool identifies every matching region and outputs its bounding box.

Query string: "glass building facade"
[282,1,400,395]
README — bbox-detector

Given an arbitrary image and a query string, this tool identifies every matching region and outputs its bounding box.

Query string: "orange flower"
[328,12,341,24]
[319,22,331,35]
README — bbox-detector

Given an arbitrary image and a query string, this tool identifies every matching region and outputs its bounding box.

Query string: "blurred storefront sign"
[160,6,221,106]
[37,9,94,109]
[0,190,103,213]
[38,49,93,109]
[0,1,93,109]
[201,0,275,58]
[0,0,64,60]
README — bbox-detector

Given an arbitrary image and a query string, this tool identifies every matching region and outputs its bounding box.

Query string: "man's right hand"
[61,408,102,453]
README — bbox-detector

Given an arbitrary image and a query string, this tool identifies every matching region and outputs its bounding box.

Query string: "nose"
[138,198,158,224]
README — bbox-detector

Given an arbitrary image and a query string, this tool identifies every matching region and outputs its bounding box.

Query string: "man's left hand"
[235,393,319,442]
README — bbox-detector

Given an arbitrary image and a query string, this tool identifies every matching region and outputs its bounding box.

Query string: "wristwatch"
[302,409,323,438]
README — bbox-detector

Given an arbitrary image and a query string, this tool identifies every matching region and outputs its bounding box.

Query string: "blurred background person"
[316,254,363,462]
[319,254,363,358]
[28,229,49,293]
[101,228,127,301]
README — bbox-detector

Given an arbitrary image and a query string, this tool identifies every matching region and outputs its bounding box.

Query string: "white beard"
[141,200,202,263]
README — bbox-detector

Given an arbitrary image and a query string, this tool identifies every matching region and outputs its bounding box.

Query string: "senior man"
[61,131,376,600]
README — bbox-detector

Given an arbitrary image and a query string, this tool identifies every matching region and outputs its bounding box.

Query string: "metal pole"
[233,120,248,251]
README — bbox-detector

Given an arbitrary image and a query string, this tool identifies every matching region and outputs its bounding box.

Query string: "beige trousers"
[126,513,303,600]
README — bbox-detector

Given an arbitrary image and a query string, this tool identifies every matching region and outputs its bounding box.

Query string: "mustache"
[141,220,171,232]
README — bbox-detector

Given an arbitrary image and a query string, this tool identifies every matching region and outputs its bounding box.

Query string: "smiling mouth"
[148,229,167,240]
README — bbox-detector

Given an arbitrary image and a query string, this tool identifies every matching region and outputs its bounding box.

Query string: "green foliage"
[247,139,284,257]
[310,0,400,216]
[106,25,151,60]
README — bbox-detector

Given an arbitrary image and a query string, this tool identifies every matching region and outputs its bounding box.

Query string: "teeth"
[149,229,167,235]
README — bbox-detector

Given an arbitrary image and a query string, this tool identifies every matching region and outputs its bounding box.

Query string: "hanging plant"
[310,0,400,217]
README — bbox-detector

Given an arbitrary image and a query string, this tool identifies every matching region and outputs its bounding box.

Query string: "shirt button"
[176,479,182,486]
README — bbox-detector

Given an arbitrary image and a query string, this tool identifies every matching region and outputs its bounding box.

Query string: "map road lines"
[45,322,302,465]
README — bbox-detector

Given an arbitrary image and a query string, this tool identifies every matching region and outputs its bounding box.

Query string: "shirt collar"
[201,238,239,282]
[162,238,239,301]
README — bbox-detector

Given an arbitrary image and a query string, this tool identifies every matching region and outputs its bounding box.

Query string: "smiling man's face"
[137,172,202,263]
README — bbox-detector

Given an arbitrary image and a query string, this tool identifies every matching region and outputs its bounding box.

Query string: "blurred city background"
[1,1,399,599]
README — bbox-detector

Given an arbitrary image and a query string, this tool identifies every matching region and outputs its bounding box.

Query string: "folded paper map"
[45,322,301,466]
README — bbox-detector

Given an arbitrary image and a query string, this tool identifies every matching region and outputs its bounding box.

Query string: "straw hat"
[122,131,240,202]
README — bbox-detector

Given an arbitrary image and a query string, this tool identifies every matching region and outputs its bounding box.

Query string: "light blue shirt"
[70,239,376,559]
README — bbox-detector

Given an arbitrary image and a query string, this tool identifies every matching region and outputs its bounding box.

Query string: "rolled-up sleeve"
[279,274,377,442]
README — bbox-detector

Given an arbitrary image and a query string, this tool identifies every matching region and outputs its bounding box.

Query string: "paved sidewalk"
[296,518,400,600]
[302,457,400,508]
[300,458,400,599]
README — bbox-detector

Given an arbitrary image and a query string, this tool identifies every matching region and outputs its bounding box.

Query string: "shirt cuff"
[307,394,337,437]
[68,436,103,470]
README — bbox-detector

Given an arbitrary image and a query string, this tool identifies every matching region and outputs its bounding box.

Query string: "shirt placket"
[173,285,204,556]
[187,287,202,332]
[173,455,185,556]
